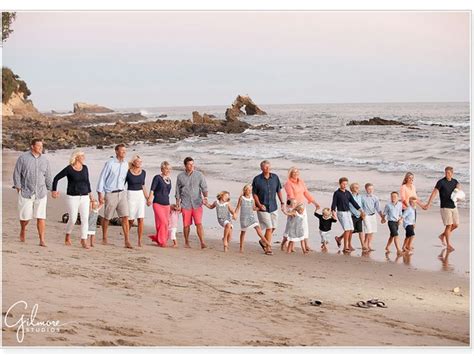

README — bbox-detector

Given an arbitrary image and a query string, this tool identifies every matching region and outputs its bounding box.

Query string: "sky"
[2,11,470,111]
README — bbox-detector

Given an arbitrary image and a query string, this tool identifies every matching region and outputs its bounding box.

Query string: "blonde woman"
[147,161,172,247]
[52,149,93,249]
[125,154,147,247]
[283,166,320,252]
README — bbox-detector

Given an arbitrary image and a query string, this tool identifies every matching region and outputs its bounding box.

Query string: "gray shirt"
[13,151,52,199]
[175,170,208,209]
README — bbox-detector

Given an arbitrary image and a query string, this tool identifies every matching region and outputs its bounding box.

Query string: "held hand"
[146,199,152,207]
[16,188,20,193]
[260,205,267,212]
[51,191,59,199]
[332,211,337,220]
[232,213,237,220]
[99,197,105,205]
[314,202,321,211]
[202,197,208,205]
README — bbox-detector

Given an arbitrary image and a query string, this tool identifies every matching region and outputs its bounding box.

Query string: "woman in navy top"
[147,161,172,247]
[125,155,148,247]
[51,150,93,248]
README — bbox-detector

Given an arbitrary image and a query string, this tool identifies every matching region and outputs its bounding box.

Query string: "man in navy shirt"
[252,160,284,252]
[426,166,460,251]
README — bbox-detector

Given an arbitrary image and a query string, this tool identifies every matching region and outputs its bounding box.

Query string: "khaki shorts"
[440,208,459,226]
[257,211,278,230]
[104,191,129,220]
[18,194,47,221]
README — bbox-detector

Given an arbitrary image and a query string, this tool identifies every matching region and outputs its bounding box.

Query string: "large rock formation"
[347,117,407,126]
[225,95,267,121]
[2,91,41,117]
[191,111,214,124]
[73,102,114,114]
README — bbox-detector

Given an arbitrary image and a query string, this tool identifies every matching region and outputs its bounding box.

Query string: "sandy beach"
[2,162,470,347]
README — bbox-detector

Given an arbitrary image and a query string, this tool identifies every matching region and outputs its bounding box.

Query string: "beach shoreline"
[2,154,470,346]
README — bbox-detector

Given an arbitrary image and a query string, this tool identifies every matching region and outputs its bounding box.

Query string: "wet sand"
[2,154,470,346]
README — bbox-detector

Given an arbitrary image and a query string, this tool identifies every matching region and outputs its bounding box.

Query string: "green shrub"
[2,67,31,103]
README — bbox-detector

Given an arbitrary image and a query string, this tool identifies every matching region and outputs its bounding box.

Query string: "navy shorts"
[352,215,363,234]
[405,225,415,238]
[388,221,399,237]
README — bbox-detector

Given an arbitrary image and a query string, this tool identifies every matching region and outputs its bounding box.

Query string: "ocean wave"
[174,144,469,184]
[417,120,470,128]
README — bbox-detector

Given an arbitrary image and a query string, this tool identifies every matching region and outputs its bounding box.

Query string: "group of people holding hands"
[13,139,463,257]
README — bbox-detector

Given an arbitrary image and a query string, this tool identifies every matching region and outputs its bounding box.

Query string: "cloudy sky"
[2,11,470,111]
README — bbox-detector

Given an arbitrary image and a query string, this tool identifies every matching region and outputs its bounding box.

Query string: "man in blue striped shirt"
[97,144,131,248]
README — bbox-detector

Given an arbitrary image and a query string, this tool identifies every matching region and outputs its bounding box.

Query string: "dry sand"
[2,184,470,347]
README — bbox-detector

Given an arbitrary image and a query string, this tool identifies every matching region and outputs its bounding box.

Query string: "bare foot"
[185,243,191,248]
[102,238,108,245]
[349,247,355,251]
[172,243,178,248]
[396,250,403,256]
[65,236,72,246]
[124,241,133,249]
[80,240,90,249]
[438,234,446,246]
[20,230,26,242]
[223,244,228,252]
[138,241,142,248]
[201,243,207,249]
[385,247,390,252]
[39,239,47,247]
[335,236,342,248]
[447,245,455,252]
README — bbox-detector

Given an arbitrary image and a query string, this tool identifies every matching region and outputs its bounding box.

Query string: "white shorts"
[319,230,331,243]
[257,211,278,230]
[219,220,233,229]
[87,231,96,236]
[337,211,354,231]
[18,194,47,221]
[241,222,259,232]
[363,214,378,234]
[168,227,177,241]
[127,190,146,220]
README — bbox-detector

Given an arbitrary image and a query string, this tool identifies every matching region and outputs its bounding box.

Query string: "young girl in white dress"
[281,199,297,252]
[206,191,237,252]
[235,184,271,254]
[283,203,307,254]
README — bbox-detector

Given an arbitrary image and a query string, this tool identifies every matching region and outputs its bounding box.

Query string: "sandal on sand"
[264,250,273,255]
[367,299,387,308]
[335,236,342,248]
[258,240,267,252]
[310,300,322,306]
[356,301,370,308]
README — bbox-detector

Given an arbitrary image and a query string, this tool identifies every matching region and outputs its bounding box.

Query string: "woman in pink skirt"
[147,161,172,247]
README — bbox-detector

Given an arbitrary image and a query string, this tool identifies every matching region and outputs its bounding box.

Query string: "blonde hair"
[161,161,171,171]
[242,184,252,195]
[287,166,299,180]
[322,208,331,218]
[128,154,142,170]
[402,172,414,185]
[349,183,359,192]
[69,149,85,165]
[217,191,230,200]
[295,203,305,212]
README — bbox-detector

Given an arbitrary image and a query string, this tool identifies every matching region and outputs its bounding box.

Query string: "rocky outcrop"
[73,102,114,114]
[2,112,252,151]
[225,95,267,121]
[191,111,214,124]
[2,91,41,117]
[347,117,407,126]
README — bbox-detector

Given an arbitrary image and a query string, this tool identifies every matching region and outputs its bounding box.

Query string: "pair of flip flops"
[310,299,322,306]
[356,298,387,308]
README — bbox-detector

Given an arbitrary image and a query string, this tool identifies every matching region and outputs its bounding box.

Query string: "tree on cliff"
[2,12,16,43]
[2,13,32,104]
